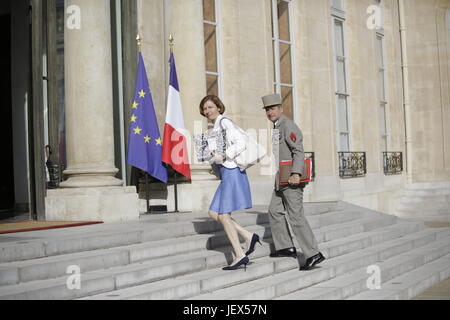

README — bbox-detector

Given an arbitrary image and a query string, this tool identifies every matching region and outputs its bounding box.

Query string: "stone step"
[316,221,424,259]
[403,188,450,197]
[347,253,450,300]
[276,234,450,300]
[0,203,347,264]
[0,209,369,286]
[0,211,390,289]
[0,214,401,300]
[394,183,450,223]
[187,227,448,300]
[0,211,249,264]
[79,221,425,300]
[396,200,450,211]
[404,182,450,191]
[395,209,450,222]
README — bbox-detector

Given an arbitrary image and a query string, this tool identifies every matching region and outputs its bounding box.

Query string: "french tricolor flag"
[162,53,191,180]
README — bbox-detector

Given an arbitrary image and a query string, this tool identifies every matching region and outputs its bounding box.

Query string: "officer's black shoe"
[300,252,325,270]
[269,247,297,258]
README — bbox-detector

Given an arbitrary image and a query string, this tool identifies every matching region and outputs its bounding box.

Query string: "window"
[331,3,350,152]
[376,33,388,152]
[374,0,387,153]
[374,0,384,29]
[203,0,221,97]
[271,0,295,120]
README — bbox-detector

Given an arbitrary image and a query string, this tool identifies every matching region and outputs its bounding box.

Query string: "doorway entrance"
[0,0,59,222]
[0,13,15,217]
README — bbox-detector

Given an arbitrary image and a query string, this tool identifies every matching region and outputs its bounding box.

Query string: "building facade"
[2,0,450,222]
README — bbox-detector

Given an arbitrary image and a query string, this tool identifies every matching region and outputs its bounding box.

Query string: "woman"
[199,95,261,270]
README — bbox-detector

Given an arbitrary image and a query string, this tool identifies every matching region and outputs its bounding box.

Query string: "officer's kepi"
[262,93,282,109]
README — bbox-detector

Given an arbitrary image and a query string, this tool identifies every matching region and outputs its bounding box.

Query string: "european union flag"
[127,52,168,183]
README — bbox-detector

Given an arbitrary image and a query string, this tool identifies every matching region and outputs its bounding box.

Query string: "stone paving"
[412,222,450,300]
[0,206,448,300]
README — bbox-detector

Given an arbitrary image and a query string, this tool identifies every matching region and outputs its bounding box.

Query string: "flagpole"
[168,34,179,213]
[136,34,142,52]
[137,34,151,214]
[145,172,150,213]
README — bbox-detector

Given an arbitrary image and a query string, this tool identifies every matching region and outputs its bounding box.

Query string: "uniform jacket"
[272,114,305,190]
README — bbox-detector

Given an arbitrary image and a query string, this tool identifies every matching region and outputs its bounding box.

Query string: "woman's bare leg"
[230,217,254,246]
[208,210,253,245]
[218,213,246,263]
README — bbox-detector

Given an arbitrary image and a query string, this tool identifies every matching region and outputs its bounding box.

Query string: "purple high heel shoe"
[245,234,262,256]
[222,256,249,271]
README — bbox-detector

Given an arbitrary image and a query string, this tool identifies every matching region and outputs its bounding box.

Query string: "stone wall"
[133,0,450,215]
[406,0,450,182]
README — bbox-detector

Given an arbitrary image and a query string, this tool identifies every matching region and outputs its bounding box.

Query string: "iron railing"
[338,152,367,178]
[383,152,403,175]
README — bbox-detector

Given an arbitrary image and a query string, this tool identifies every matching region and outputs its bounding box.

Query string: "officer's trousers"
[268,186,319,259]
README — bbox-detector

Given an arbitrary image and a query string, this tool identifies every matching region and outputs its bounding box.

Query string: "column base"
[45,186,139,223]
[60,171,123,188]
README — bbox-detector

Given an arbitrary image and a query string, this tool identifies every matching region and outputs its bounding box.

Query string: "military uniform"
[268,114,319,260]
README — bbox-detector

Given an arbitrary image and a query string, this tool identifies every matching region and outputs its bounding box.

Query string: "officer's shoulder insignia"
[290,132,297,143]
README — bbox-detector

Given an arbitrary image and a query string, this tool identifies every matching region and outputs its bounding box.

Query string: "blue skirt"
[209,166,252,214]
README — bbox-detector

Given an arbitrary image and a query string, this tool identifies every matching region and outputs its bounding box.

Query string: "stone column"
[45,0,139,222]
[62,0,121,188]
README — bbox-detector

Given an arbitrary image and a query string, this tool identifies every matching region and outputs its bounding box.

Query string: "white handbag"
[220,118,267,170]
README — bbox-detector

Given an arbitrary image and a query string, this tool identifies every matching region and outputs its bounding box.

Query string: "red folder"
[280,159,312,185]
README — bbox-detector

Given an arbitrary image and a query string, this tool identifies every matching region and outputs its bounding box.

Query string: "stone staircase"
[0,201,449,300]
[394,181,450,222]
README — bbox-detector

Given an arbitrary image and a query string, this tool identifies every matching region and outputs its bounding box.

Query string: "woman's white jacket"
[212,114,246,169]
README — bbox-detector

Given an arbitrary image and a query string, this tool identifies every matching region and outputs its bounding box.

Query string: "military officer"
[262,93,325,270]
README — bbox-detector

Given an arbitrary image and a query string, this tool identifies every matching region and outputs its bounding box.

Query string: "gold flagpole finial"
[136,34,142,52]
[169,34,174,53]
